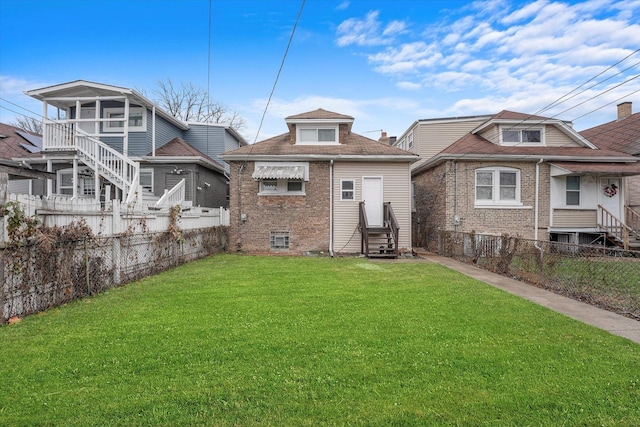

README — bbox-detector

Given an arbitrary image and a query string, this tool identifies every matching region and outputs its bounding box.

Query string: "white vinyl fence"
[2,193,230,242]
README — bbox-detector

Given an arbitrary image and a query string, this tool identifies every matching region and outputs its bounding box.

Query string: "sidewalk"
[412,249,640,345]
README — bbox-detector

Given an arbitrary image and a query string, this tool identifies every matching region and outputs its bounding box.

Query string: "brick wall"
[229,161,330,253]
[413,160,550,246]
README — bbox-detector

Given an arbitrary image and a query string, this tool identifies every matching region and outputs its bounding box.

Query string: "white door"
[600,177,622,219]
[362,177,383,227]
[79,107,96,134]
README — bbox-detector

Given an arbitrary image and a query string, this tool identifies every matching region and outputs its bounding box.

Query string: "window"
[103,107,147,132]
[140,169,153,193]
[297,126,338,144]
[341,180,355,201]
[566,176,580,205]
[501,127,542,145]
[270,231,290,250]
[259,179,305,195]
[408,132,414,148]
[475,167,521,205]
[56,168,95,197]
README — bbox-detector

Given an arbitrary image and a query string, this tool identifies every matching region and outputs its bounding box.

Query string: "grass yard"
[1,254,639,426]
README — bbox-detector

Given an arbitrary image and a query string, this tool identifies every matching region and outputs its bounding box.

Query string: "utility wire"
[251,0,306,146]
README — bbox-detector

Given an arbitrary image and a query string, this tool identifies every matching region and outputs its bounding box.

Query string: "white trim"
[499,125,545,146]
[474,167,522,207]
[340,179,356,201]
[295,124,339,145]
[103,106,147,133]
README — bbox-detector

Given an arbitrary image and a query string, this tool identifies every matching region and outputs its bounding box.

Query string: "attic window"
[296,125,338,145]
[501,127,543,145]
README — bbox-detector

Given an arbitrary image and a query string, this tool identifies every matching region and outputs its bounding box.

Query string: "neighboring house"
[409,110,640,249]
[580,102,640,212]
[0,122,46,195]
[18,80,246,208]
[393,114,494,170]
[220,109,419,257]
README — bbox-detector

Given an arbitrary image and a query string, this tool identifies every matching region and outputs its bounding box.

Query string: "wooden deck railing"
[598,204,632,250]
[358,201,399,257]
[625,205,640,239]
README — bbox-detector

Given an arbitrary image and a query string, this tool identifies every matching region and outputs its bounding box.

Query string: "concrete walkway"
[406,250,640,345]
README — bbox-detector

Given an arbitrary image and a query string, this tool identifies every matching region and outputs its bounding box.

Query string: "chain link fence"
[436,231,640,320]
[1,227,228,323]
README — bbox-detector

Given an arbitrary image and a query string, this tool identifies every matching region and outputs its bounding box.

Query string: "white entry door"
[362,177,383,227]
[600,177,622,219]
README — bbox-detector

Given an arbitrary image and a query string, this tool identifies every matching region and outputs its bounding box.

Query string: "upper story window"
[475,167,521,206]
[408,132,414,149]
[500,126,543,145]
[103,107,147,132]
[566,176,580,206]
[296,125,338,145]
[340,179,355,201]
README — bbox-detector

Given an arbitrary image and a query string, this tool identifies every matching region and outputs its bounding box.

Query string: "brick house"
[220,109,419,256]
[407,110,640,249]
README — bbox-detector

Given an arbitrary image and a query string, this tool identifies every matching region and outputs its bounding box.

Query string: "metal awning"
[550,162,640,177]
[252,165,305,180]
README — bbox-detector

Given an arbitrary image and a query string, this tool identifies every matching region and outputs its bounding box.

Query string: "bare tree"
[152,79,246,132]
[11,116,43,134]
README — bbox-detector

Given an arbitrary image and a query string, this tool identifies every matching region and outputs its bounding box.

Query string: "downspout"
[534,158,544,255]
[236,162,246,252]
[329,159,334,257]
[453,161,458,231]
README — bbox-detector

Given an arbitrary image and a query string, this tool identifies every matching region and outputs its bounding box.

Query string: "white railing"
[156,179,186,207]
[2,194,230,242]
[43,122,139,202]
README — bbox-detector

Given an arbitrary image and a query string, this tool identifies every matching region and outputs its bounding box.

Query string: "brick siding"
[229,161,330,253]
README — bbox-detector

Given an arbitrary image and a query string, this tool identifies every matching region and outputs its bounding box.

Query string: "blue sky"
[1,0,639,143]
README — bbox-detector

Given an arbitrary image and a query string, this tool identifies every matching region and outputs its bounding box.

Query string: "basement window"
[270,231,290,250]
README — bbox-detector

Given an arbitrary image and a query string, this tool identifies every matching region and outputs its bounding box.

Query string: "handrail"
[156,179,186,207]
[43,122,139,202]
[384,202,400,256]
[359,201,369,256]
[625,205,640,239]
[598,204,631,250]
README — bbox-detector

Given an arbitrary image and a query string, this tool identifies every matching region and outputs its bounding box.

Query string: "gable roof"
[285,108,354,121]
[25,80,189,130]
[145,137,226,172]
[223,109,418,162]
[580,112,640,156]
[413,125,639,175]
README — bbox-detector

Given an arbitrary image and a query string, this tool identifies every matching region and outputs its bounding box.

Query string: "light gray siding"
[333,162,412,253]
[414,118,488,170]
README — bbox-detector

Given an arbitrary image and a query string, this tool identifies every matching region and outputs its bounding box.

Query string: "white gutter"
[329,159,334,257]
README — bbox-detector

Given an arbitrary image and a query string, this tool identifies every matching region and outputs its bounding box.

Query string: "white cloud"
[396,81,422,91]
[336,1,349,11]
[336,10,406,47]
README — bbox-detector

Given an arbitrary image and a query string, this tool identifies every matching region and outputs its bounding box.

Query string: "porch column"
[72,158,78,199]
[42,101,48,149]
[123,97,130,157]
[46,159,53,197]
[75,99,81,132]
[152,105,156,157]
[95,99,101,136]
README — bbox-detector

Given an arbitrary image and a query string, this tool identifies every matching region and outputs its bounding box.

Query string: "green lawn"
[1,254,639,426]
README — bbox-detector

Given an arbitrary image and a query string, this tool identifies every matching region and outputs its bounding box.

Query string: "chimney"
[378,131,390,144]
[617,102,632,121]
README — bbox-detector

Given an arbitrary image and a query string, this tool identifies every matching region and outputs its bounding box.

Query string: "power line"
[251,0,306,146]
